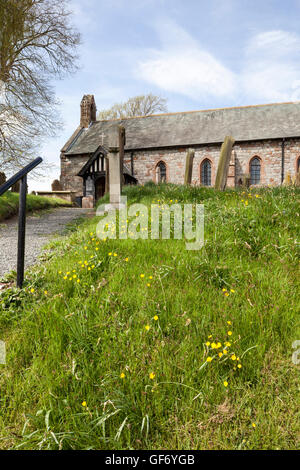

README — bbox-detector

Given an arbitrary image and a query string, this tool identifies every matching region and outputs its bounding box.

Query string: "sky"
[28,0,300,191]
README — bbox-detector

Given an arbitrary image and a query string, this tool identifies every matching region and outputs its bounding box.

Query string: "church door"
[95,176,106,200]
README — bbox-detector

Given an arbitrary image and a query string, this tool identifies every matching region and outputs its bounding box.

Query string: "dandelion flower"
[120,372,125,379]
[108,252,112,256]
[252,423,256,428]
[82,401,87,407]
[225,292,229,297]
[140,274,145,278]
[153,315,158,321]
[223,381,228,387]
[222,288,227,292]
[145,325,150,331]
[227,331,232,336]
[227,321,232,325]
[238,364,242,369]
[44,290,48,295]
[218,352,223,358]
[205,341,211,346]
[149,372,155,380]
[206,357,213,362]
[30,288,35,293]
[125,258,129,262]
[231,354,237,361]
[211,342,217,349]
[230,289,235,293]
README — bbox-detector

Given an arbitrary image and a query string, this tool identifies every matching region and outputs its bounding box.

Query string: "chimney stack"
[80,94,96,128]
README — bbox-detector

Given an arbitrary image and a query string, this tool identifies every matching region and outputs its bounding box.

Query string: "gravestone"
[11,181,20,193]
[215,136,235,190]
[242,173,250,188]
[283,172,292,186]
[0,172,6,186]
[51,179,62,191]
[184,149,195,185]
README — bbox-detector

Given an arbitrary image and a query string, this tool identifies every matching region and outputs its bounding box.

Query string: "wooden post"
[184,149,195,185]
[215,136,235,190]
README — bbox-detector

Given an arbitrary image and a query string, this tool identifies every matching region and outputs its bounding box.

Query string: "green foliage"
[0,185,299,450]
[0,192,71,222]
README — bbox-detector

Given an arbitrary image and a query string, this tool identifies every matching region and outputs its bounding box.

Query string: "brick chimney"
[80,94,97,127]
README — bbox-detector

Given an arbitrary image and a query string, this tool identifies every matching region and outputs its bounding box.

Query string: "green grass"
[0,192,71,222]
[0,184,299,450]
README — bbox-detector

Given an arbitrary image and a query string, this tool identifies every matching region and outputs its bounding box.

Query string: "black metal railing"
[0,157,43,288]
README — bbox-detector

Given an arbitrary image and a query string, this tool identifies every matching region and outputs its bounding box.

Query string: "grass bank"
[0,192,71,222]
[0,184,299,450]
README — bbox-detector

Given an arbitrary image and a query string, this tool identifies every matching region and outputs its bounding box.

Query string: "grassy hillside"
[0,192,71,222]
[0,184,299,450]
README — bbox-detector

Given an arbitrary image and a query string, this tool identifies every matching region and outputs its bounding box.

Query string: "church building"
[59,94,300,204]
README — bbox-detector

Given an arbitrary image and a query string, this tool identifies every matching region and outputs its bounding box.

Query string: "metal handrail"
[0,157,43,287]
[0,158,42,196]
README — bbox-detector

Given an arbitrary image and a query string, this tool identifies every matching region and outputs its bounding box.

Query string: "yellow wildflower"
[223,381,228,387]
[82,401,87,407]
[140,274,145,278]
[205,341,211,346]
[153,315,158,321]
[231,354,237,361]
[120,372,125,379]
[145,325,150,331]
[149,372,155,380]
[227,331,232,336]
[206,357,213,362]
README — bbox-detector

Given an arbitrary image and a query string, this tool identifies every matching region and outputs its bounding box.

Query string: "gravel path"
[0,207,94,279]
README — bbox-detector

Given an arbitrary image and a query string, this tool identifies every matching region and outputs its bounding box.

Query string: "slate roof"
[64,101,300,155]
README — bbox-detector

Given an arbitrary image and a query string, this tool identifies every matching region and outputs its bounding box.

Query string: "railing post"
[17,175,27,288]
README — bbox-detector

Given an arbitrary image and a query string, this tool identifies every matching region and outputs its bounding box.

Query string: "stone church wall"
[60,138,300,195]
[60,153,90,196]
[124,138,300,187]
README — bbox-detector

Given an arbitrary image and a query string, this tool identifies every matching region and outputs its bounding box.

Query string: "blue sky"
[30,0,300,190]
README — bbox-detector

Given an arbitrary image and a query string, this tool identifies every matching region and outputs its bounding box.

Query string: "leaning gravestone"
[215,136,235,190]
[184,149,195,185]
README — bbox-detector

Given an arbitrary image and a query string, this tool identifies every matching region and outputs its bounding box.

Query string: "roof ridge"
[96,100,300,123]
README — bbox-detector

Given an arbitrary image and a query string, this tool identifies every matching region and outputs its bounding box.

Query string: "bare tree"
[0,0,80,171]
[98,93,168,120]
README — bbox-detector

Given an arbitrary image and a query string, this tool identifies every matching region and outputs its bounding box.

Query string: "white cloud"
[241,30,300,102]
[137,22,300,104]
[137,21,237,101]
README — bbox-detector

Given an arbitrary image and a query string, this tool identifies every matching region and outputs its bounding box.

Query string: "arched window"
[200,159,212,186]
[156,161,166,183]
[250,157,261,185]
